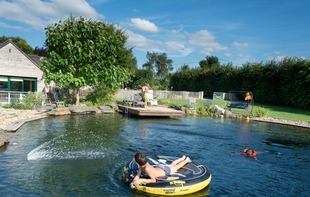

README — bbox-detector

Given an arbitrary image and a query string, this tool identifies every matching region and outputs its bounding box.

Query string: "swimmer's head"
[243,148,256,156]
[246,149,254,155]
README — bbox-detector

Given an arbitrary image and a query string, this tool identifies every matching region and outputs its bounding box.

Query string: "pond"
[0,114,309,196]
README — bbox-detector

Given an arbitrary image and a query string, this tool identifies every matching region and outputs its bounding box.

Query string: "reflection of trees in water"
[259,123,310,148]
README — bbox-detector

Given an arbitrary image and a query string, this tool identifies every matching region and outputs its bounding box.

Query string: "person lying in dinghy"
[130,152,191,189]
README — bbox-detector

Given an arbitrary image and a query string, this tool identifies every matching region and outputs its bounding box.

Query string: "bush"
[255,107,268,117]
[1,92,45,109]
[196,106,213,116]
[23,92,46,109]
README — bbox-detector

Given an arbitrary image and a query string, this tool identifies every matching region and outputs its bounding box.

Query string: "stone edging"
[251,117,310,129]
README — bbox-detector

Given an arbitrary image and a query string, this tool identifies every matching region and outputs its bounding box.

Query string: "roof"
[0,39,40,68]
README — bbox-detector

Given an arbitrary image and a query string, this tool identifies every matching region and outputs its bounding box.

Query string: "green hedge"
[170,57,310,109]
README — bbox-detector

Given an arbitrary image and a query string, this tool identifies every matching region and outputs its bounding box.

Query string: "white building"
[0,39,45,103]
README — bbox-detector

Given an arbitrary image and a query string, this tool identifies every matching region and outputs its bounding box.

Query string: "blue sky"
[0,0,309,70]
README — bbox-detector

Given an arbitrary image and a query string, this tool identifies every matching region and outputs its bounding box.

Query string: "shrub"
[196,106,213,116]
[255,107,268,117]
[22,92,46,109]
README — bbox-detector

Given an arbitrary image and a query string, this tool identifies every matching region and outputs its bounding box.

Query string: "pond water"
[0,114,309,196]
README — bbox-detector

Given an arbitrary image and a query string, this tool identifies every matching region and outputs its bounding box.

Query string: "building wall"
[0,42,45,92]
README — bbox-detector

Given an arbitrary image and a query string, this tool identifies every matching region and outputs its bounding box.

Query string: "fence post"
[19,93,23,103]
[199,91,204,99]
[8,91,11,103]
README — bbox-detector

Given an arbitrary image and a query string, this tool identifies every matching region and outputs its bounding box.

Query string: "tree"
[0,36,33,54]
[142,52,173,89]
[33,46,48,57]
[126,69,154,89]
[41,16,136,105]
[199,55,220,69]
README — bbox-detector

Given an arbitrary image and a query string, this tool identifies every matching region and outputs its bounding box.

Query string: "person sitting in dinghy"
[130,152,192,189]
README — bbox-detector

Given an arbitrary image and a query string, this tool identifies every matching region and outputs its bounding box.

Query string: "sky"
[0,0,309,70]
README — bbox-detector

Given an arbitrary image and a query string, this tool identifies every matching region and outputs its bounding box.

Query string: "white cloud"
[126,30,153,48]
[188,30,228,55]
[0,0,103,30]
[233,41,249,48]
[125,30,193,58]
[165,41,193,56]
[224,52,232,57]
[130,18,159,33]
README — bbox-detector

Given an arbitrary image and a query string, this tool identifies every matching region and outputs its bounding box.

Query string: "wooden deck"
[118,105,185,117]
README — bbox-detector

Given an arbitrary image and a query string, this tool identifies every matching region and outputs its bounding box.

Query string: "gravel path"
[0,109,44,130]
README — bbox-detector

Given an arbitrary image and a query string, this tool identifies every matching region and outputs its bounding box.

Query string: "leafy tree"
[180,64,190,71]
[33,46,48,57]
[126,69,154,89]
[0,36,33,54]
[41,16,136,105]
[142,52,173,89]
[199,55,220,69]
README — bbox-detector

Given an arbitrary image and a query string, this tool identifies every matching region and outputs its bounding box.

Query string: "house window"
[0,77,8,91]
[10,78,23,91]
[0,77,37,92]
[24,79,36,92]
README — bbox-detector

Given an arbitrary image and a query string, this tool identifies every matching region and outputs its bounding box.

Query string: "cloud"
[0,22,26,31]
[233,41,249,48]
[130,18,159,33]
[188,30,228,55]
[0,0,104,30]
[165,41,193,56]
[125,30,155,48]
[125,30,192,57]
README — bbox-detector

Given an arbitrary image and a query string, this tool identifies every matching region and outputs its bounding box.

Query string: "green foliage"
[254,107,268,117]
[23,92,46,109]
[199,55,220,69]
[42,16,137,105]
[86,82,116,106]
[196,106,213,116]
[142,52,173,89]
[0,92,45,109]
[0,36,33,54]
[127,69,154,89]
[2,100,28,109]
[170,56,310,109]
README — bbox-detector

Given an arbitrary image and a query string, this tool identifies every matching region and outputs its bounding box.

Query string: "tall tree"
[41,16,136,105]
[199,55,220,69]
[142,52,173,89]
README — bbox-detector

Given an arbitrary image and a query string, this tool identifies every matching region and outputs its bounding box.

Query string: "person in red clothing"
[243,148,257,157]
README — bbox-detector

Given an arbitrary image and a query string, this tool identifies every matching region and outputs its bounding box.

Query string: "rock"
[36,106,53,113]
[99,105,115,114]
[224,110,235,118]
[68,106,99,114]
[47,108,71,116]
[0,136,9,147]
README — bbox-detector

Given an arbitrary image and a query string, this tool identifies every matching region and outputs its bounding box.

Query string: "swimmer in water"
[243,148,257,157]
